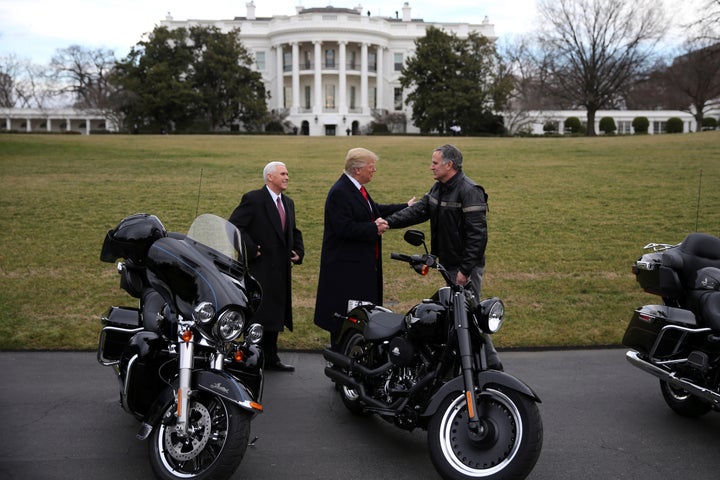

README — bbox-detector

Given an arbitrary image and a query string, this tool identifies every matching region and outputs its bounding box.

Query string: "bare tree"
[664,38,720,128]
[0,55,19,107]
[498,35,567,134]
[49,45,116,109]
[537,0,667,135]
[687,0,720,40]
[0,55,56,108]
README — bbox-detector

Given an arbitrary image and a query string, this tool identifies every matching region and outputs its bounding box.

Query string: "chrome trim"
[121,353,139,414]
[97,326,143,366]
[649,324,711,362]
[626,350,720,406]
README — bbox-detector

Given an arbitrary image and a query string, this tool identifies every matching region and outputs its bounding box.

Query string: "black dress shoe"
[266,360,295,372]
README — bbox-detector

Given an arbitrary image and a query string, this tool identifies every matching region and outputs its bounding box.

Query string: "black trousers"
[261,331,280,363]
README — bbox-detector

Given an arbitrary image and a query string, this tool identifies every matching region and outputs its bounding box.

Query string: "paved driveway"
[2,349,719,479]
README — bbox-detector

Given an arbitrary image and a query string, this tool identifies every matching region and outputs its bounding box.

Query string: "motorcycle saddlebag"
[98,306,141,364]
[622,304,697,357]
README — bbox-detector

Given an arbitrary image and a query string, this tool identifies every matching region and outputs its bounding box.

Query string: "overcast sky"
[0,0,702,65]
[0,0,541,64]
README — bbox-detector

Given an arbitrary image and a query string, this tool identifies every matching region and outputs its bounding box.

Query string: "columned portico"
[162,4,497,135]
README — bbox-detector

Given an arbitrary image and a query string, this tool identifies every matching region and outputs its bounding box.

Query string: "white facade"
[513,109,716,135]
[160,2,495,136]
[0,108,115,134]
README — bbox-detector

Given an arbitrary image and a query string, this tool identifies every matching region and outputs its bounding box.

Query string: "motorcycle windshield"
[145,214,248,315]
[186,213,243,261]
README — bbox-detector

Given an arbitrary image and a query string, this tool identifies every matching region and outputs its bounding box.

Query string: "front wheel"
[148,391,251,480]
[428,388,543,480]
[659,380,712,417]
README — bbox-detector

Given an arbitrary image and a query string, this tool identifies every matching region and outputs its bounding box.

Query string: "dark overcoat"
[313,174,405,336]
[229,187,304,332]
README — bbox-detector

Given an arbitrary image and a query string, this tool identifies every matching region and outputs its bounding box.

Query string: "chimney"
[402,2,411,22]
[246,1,256,20]
[354,4,363,14]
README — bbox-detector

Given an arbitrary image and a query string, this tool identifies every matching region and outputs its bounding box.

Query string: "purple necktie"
[276,196,286,230]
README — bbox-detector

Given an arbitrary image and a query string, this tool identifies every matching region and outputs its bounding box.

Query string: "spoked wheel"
[659,380,712,417]
[149,391,251,480]
[428,388,543,480]
[338,330,371,416]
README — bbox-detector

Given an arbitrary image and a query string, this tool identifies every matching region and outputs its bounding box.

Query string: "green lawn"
[1,132,718,350]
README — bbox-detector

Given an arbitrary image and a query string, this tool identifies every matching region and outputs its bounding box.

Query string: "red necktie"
[276,196,286,230]
[361,186,379,259]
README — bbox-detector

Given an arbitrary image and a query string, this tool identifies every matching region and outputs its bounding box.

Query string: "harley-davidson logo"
[209,382,230,394]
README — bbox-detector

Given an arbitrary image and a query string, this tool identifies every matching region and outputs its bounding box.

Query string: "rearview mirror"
[404,229,425,247]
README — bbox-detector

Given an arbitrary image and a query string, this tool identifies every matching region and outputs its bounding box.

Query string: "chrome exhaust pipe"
[626,350,720,406]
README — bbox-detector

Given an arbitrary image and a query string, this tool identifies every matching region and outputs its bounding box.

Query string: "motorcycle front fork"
[175,328,195,437]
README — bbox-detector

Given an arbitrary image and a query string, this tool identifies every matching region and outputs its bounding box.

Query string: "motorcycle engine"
[388,337,416,366]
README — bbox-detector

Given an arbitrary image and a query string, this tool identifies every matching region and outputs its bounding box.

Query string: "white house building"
[160,2,496,136]
[0,108,114,134]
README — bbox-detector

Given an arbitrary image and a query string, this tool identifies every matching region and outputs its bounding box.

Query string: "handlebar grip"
[390,253,412,262]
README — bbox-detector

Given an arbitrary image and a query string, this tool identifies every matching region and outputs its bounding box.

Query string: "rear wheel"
[148,391,251,480]
[338,331,371,416]
[428,388,542,480]
[659,380,712,417]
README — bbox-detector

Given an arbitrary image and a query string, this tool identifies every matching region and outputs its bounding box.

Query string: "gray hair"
[434,144,463,171]
[263,161,286,182]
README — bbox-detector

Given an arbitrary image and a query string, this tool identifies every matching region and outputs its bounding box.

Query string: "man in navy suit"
[229,161,304,371]
[314,148,414,347]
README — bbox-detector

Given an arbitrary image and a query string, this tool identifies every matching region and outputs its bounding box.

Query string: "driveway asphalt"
[1,348,719,479]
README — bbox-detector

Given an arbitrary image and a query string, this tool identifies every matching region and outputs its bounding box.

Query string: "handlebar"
[390,252,413,262]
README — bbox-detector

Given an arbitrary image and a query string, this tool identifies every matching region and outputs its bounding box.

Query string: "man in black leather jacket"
[381,144,501,368]
[382,144,488,297]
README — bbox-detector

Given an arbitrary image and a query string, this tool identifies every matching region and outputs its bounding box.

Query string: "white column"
[46,118,52,132]
[25,118,31,132]
[339,41,347,114]
[85,118,91,135]
[361,43,369,114]
[275,44,284,110]
[291,43,300,113]
[5,117,9,130]
[313,41,322,115]
[376,46,384,112]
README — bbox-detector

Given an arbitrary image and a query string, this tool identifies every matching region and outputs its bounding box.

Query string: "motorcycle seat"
[364,312,406,340]
[663,233,720,293]
[686,288,720,331]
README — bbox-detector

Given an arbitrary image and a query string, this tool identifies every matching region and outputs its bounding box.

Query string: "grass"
[0,132,718,351]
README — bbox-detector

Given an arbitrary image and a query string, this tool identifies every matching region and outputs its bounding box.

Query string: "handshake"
[375,217,389,235]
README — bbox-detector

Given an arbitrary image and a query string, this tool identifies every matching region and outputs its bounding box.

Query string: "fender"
[136,369,262,441]
[421,370,542,418]
[194,369,263,414]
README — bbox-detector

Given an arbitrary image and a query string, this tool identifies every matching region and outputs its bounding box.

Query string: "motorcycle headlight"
[193,302,216,324]
[215,309,245,341]
[246,323,263,344]
[476,298,504,334]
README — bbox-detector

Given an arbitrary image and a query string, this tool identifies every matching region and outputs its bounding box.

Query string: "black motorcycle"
[323,230,543,480]
[97,213,264,480]
[623,232,720,417]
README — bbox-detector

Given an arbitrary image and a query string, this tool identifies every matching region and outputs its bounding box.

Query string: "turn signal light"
[181,330,193,343]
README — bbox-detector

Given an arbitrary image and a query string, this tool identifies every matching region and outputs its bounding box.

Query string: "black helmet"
[100,213,167,264]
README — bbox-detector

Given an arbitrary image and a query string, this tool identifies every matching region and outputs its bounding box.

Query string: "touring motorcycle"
[623,232,720,417]
[97,213,264,480]
[323,230,543,480]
